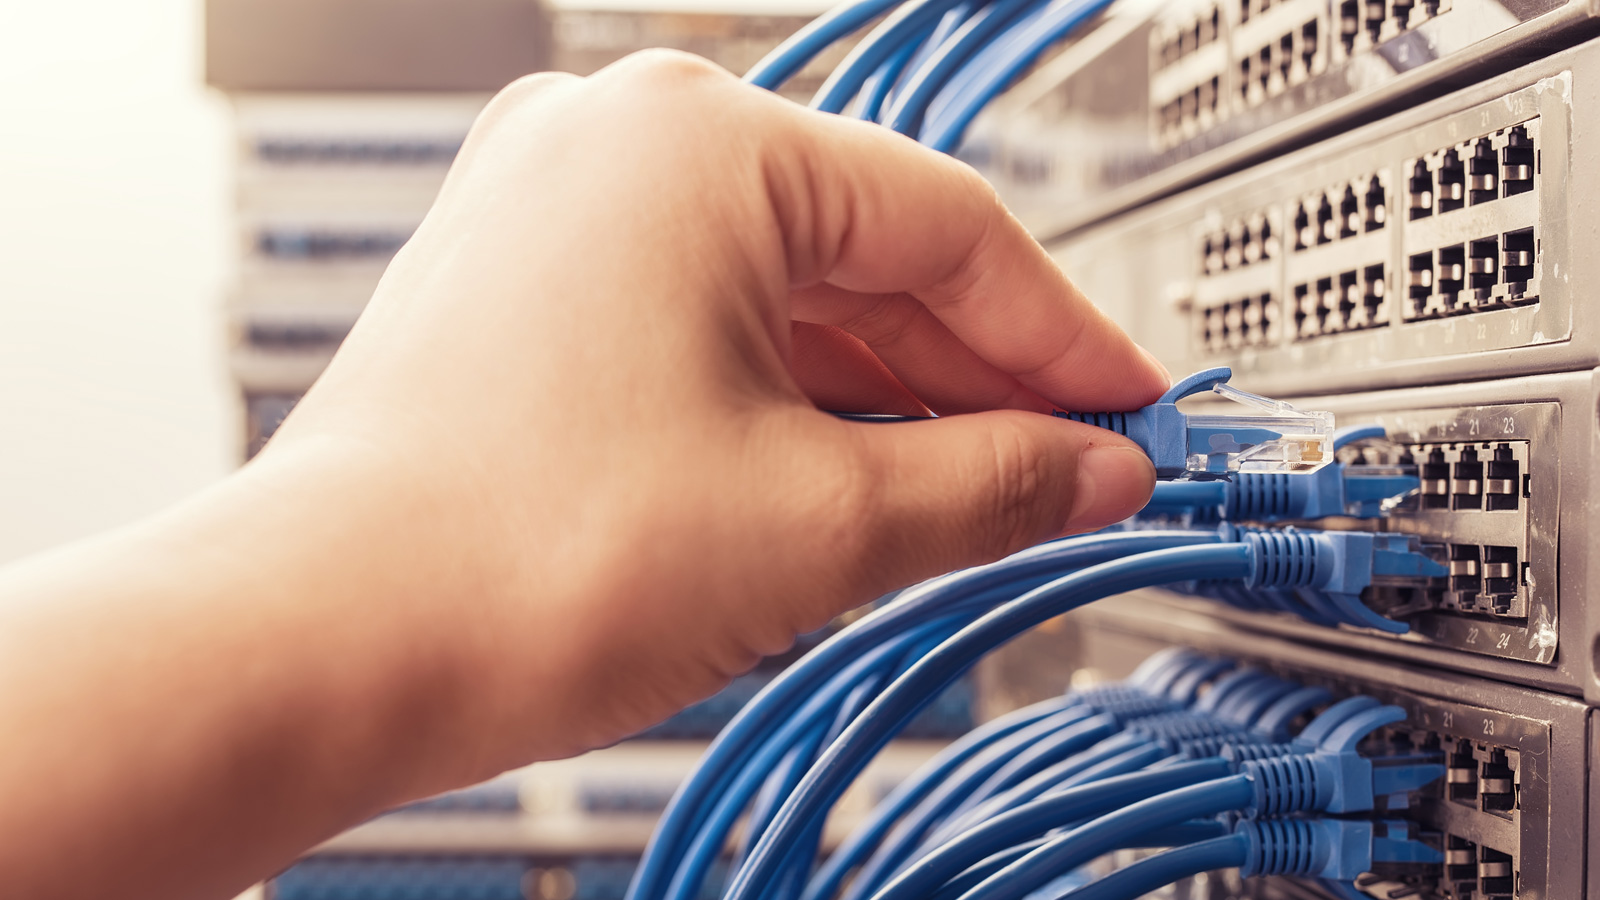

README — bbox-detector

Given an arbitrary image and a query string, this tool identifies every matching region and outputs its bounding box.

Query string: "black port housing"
[1436,244,1465,303]
[1469,139,1498,204]
[1480,751,1517,812]
[1502,228,1535,286]
[1339,186,1359,237]
[1363,176,1386,230]
[1315,195,1335,244]
[1408,160,1433,219]
[1364,0,1383,41]
[1469,237,1499,291]
[1451,447,1483,509]
[1485,447,1521,511]
[1293,282,1313,337]
[1437,150,1466,213]
[1502,125,1535,196]
[1421,448,1449,508]
[1447,741,1478,802]
[1362,263,1386,323]
[1482,546,1520,602]
[1301,20,1319,69]
[1293,202,1311,250]
[1278,33,1293,81]
[1408,251,1434,314]
[1339,0,1359,53]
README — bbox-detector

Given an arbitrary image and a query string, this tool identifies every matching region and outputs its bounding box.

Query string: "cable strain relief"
[1245,531,1323,588]
[1242,755,1322,817]
[1225,742,1297,762]
[1238,818,1319,877]
[1227,472,1294,519]
[1057,411,1130,435]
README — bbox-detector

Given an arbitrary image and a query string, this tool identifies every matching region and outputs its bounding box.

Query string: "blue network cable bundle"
[267,2,1599,898]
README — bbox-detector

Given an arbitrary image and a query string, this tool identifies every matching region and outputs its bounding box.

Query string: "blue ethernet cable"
[629,531,1215,900]
[722,543,1259,900]
[811,0,978,114]
[920,0,1118,152]
[861,759,1235,900]
[1055,819,1444,900]
[745,0,911,90]
[881,0,1042,134]
[856,16,944,121]
[1140,424,1421,521]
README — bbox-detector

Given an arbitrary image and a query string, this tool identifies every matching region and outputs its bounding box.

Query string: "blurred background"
[0,4,977,897]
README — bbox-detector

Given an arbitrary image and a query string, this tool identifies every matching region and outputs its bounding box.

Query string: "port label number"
[1466,626,1480,645]
[1441,711,1454,729]
[1482,718,1495,736]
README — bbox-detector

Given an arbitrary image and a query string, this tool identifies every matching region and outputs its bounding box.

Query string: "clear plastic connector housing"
[1184,382,1335,476]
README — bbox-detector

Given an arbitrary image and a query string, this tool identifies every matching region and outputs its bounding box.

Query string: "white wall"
[0,0,237,562]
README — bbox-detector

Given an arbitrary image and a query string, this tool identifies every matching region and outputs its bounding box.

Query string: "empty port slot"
[1364,0,1383,40]
[1484,447,1520,511]
[1468,139,1498,204]
[1293,202,1311,250]
[1446,740,1477,802]
[1407,160,1433,219]
[1481,545,1519,603]
[1479,750,1518,813]
[1437,150,1466,213]
[1258,218,1276,259]
[1293,283,1315,338]
[1479,846,1516,896]
[1393,0,1414,28]
[1420,448,1449,509]
[1301,20,1319,70]
[1447,545,1480,596]
[1338,186,1359,238]
[1339,0,1359,52]
[1451,447,1483,510]
[1468,237,1499,291]
[1502,228,1535,286]
[1361,263,1387,325]
[1335,270,1359,329]
[1315,194,1335,244]
[1502,125,1535,196]
[1258,46,1271,93]
[1407,251,1435,315]
[1238,56,1252,101]
[1436,244,1465,305]
[1445,836,1479,896]
[1278,33,1293,83]
[1363,176,1386,230]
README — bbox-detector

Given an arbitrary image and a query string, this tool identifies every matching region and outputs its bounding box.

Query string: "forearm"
[0,440,502,900]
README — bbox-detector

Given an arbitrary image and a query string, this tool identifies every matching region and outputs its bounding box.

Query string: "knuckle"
[609,48,731,89]
[840,296,926,348]
[484,71,579,116]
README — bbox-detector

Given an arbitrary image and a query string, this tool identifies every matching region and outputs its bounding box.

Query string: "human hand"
[262,50,1168,770]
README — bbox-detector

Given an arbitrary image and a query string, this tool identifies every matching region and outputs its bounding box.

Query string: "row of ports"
[1404,229,1537,321]
[1407,123,1537,219]
[1409,442,1528,513]
[1291,264,1388,339]
[1153,5,1222,69]
[1200,213,1276,274]
[1292,175,1386,250]
[1336,0,1448,55]
[1369,542,1526,618]
[1199,293,1279,352]
[1237,19,1323,107]
[253,138,463,166]
[1157,75,1222,145]
[256,228,412,261]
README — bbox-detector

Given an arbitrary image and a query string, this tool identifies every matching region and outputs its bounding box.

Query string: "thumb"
[838,411,1156,595]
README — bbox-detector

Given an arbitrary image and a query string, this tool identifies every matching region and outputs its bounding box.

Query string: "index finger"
[760,100,1170,412]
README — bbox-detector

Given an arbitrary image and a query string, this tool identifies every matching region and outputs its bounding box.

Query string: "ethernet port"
[1393,0,1414,28]
[1436,244,1465,308]
[1238,57,1252,102]
[1203,234,1222,275]
[1445,836,1479,897]
[1293,202,1311,250]
[1316,276,1338,331]
[1468,237,1499,292]
[1301,20,1319,72]
[1259,218,1277,259]
[1293,282,1316,338]
[1222,228,1240,270]
[1339,0,1359,53]
[1338,185,1359,237]
[1502,124,1535,196]
[1479,749,1518,813]
[1420,447,1449,508]
[1407,251,1435,317]
[1450,446,1483,510]
[1363,176,1386,230]
[1336,271,1360,328]
[1481,546,1519,604]
[1278,33,1293,83]
[1502,228,1535,287]
[1478,846,1515,897]
[1446,545,1480,595]
[1364,0,1383,41]
[1484,446,1521,511]
[1446,740,1478,802]
[1407,159,1433,219]
[1361,263,1387,324]
[1258,45,1272,93]
[1315,194,1335,244]
[1468,138,1498,204]
[1242,217,1263,264]
[1437,149,1466,213]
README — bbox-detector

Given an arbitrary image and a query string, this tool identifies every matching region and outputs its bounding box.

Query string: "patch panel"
[1333,0,1449,60]
[1233,0,1325,113]
[1046,58,1579,398]
[985,607,1590,900]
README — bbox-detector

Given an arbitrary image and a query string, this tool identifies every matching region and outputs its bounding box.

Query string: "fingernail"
[1066,445,1156,532]
[1138,345,1172,388]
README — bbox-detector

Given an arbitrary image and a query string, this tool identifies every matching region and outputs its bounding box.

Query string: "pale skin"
[0,51,1170,900]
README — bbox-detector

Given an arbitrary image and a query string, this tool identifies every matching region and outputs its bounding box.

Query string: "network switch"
[1040,35,1600,397]
[1122,369,1600,704]
[984,604,1592,900]
[977,0,1600,238]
